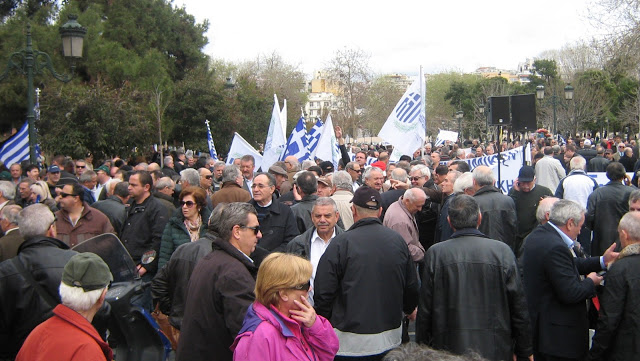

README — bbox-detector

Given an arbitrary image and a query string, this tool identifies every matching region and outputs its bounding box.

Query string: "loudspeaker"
[511,94,537,131]
[488,96,510,125]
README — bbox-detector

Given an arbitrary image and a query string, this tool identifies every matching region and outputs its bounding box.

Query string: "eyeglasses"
[203,175,213,179]
[60,192,77,198]
[180,200,196,208]
[410,176,424,181]
[239,225,261,235]
[349,168,362,173]
[76,165,86,169]
[291,281,311,291]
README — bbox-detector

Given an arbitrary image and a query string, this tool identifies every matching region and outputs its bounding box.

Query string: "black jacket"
[588,243,640,361]
[250,197,299,252]
[152,233,214,329]
[285,225,344,259]
[588,155,610,172]
[416,228,532,361]
[473,185,517,252]
[0,236,77,359]
[586,182,635,256]
[176,237,258,361]
[314,217,419,355]
[290,194,318,233]
[120,194,169,275]
[91,196,127,237]
[523,222,603,359]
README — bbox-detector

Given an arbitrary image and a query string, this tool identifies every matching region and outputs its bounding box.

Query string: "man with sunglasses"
[345,161,362,191]
[178,202,261,361]
[54,183,114,248]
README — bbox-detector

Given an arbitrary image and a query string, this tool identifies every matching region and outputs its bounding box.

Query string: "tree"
[361,75,405,134]
[325,48,372,137]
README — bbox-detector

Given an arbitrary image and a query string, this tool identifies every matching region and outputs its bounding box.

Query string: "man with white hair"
[0,204,77,359]
[523,200,617,361]
[0,205,23,261]
[472,165,517,253]
[363,166,385,193]
[16,253,113,361]
[330,171,355,229]
[179,168,200,189]
[383,188,428,263]
[162,155,179,179]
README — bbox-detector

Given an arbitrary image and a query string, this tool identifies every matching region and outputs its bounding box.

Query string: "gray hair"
[1,205,21,225]
[164,156,173,165]
[411,164,431,179]
[332,171,353,192]
[390,168,408,182]
[155,177,175,191]
[536,197,559,223]
[104,178,122,197]
[59,282,106,312]
[19,203,54,239]
[383,342,486,361]
[453,172,474,194]
[180,168,200,187]
[301,160,316,170]
[79,170,96,184]
[549,199,585,227]
[619,212,640,242]
[471,166,495,187]
[569,156,586,171]
[313,197,338,213]
[222,165,241,183]
[208,203,228,235]
[629,189,640,208]
[217,202,257,242]
[214,161,226,170]
[404,188,427,203]
[363,166,383,181]
[0,181,15,200]
[255,172,275,187]
[448,195,480,230]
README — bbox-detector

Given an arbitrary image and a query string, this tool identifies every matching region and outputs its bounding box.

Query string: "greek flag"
[205,119,217,160]
[281,116,309,161]
[307,118,324,159]
[0,122,31,166]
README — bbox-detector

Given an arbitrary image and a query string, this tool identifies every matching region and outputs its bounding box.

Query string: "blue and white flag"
[378,68,426,157]
[205,119,217,160]
[307,118,324,159]
[0,121,31,166]
[314,114,340,167]
[281,116,309,161]
[226,132,263,170]
[280,98,287,138]
[262,95,287,169]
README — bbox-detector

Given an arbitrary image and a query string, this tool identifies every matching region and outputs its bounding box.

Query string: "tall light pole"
[456,110,464,145]
[0,15,86,164]
[536,84,574,138]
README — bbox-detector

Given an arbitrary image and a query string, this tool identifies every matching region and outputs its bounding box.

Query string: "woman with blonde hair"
[232,253,338,361]
[30,180,58,213]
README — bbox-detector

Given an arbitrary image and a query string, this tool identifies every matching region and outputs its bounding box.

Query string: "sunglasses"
[60,192,77,198]
[180,200,196,208]
[239,225,261,235]
[291,281,311,291]
[410,176,424,181]
[203,175,213,179]
[76,165,86,168]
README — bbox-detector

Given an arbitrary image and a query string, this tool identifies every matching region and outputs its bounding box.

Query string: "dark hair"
[565,144,577,153]
[307,166,322,177]
[131,170,153,188]
[435,164,449,176]
[114,182,129,198]
[114,159,125,168]
[25,164,39,173]
[70,183,84,199]
[399,155,412,162]
[179,186,207,208]
[240,155,255,165]
[447,195,480,230]
[296,171,318,195]
[606,161,626,181]
[255,172,276,187]
[543,146,553,155]
[450,160,470,172]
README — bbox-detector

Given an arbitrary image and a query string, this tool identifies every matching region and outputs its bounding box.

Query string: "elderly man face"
[364,169,384,191]
[18,181,31,199]
[410,170,427,187]
[317,181,333,197]
[430,153,440,167]
[240,160,255,180]
[403,192,427,214]
[347,164,361,182]
[312,204,339,235]
[199,168,213,189]
[630,199,640,212]
[251,174,274,205]
[213,164,225,180]
[10,164,21,180]
[441,172,456,195]
[75,161,87,177]
[284,156,297,172]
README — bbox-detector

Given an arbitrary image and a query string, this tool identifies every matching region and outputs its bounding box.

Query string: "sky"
[176,0,601,78]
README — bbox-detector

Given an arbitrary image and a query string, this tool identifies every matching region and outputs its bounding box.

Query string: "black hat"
[319,161,334,175]
[62,253,113,292]
[518,166,535,182]
[351,186,382,210]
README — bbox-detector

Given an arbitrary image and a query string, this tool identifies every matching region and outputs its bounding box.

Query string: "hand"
[406,307,417,321]
[624,174,631,186]
[335,126,343,139]
[293,184,302,201]
[137,264,147,276]
[290,295,317,328]
[602,242,619,267]
[390,179,410,190]
[512,178,521,192]
[587,272,603,286]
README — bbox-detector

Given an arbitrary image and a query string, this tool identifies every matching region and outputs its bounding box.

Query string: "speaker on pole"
[488,96,510,125]
[511,94,537,131]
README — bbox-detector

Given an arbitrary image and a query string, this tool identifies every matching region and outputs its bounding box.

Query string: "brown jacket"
[210,182,251,209]
[55,203,115,247]
[0,228,24,262]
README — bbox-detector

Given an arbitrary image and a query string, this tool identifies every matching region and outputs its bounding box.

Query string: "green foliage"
[532,59,558,84]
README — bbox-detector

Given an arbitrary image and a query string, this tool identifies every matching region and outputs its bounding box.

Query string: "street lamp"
[0,15,87,164]
[455,110,464,144]
[536,84,574,137]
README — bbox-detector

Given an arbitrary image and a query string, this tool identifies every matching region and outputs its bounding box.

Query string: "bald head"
[472,165,495,189]
[536,197,559,224]
[618,211,640,248]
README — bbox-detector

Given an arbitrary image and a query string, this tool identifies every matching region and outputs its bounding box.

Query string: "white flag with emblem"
[378,68,426,156]
[226,132,263,171]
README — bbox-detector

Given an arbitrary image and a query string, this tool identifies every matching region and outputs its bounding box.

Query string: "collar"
[568,169,587,176]
[617,242,640,261]
[548,222,575,248]
[312,227,336,244]
[450,228,488,239]
[255,199,273,208]
[4,227,18,234]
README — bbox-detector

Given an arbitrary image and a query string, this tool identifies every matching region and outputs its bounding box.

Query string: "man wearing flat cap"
[314,186,419,360]
[17,252,113,361]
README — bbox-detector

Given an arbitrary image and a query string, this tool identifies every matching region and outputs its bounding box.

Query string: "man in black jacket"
[416,195,532,361]
[0,204,77,360]
[523,200,617,361]
[314,186,419,360]
[588,211,640,360]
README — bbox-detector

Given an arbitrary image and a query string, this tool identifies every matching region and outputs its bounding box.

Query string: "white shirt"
[309,228,336,304]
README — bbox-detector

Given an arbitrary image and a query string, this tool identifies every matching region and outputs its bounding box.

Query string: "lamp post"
[0,15,86,164]
[536,84,574,138]
[455,110,464,144]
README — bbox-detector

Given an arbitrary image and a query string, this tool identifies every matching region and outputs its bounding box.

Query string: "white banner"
[378,69,426,156]
[314,114,341,168]
[226,132,263,171]
[435,129,458,146]
[262,94,287,169]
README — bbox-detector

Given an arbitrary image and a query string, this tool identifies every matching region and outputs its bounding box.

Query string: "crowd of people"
[0,129,638,361]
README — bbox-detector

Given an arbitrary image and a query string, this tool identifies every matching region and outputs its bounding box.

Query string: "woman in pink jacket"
[231,253,339,361]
